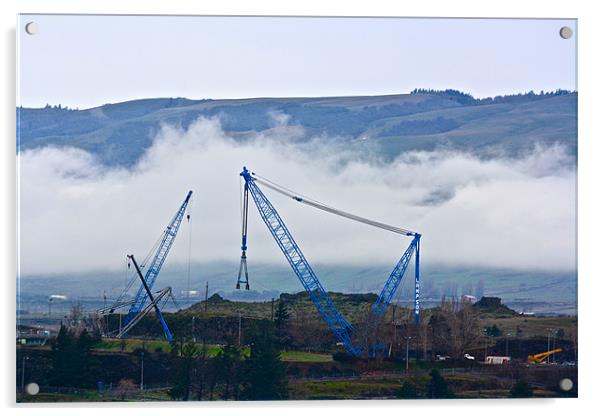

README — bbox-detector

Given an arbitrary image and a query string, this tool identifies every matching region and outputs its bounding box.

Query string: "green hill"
[182,291,379,323]
[17,90,576,166]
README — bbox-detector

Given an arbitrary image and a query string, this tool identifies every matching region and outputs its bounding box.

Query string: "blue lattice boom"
[240,167,420,356]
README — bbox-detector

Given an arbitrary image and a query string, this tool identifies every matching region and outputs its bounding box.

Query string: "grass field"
[93,339,228,357]
[280,351,333,362]
[94,338,173,353]
[18,389,173,403]
[93,339,332,362]
[290,379,401,400]
[288,369,569,400]
[478,315,577,338]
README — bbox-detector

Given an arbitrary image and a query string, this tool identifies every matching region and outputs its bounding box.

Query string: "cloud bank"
[18,117,576,277]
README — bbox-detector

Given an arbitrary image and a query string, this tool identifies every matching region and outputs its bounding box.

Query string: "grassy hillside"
[178,290,576,338]
[17,90,577,166]
[182,291,378,324]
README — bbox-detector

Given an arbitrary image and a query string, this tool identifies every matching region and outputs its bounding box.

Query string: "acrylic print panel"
[16,15,577,402]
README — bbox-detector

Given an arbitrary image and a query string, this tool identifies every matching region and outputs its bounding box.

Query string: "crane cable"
[250,172,417,237]
[112,195,192,311]
[112,225,166,309]
[239,176,244,232]
[140,229,165,269]
[111,256,138,310]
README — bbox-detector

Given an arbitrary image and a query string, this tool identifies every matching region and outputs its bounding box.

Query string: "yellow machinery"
[528,348,562,364]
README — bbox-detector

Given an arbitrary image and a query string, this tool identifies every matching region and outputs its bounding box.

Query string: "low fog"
[18,117,576,277]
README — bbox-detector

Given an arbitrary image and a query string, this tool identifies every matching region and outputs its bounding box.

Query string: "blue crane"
[237,167,420,356]
[118,255,175,341]
[122,190,193,342]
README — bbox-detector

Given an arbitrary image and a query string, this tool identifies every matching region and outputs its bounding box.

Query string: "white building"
[462,295,477,303]
[485,356,511,365]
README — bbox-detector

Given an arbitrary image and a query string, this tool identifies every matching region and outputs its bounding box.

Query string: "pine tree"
[50,326,77,386]
[74,329,98,387]
[241,324,288,400]
[273,301,291,349]
[169,341,200,400]
[214,343,242,400]
[509,379,533,398]
[274,300,290,327]
[397,381,419,398]
[427,369,455,398]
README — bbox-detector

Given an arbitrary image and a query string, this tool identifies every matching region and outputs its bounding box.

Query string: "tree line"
[411,88,574,106]
[39,303,293,400]
[168,320,288,401]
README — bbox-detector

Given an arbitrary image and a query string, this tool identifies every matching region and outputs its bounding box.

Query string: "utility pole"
[238,311,242,347]
[103,291,108,335]
[20,355,28,394]
[505,334,510,357]
[404,336,413,371]
[192,316,196,342]
[422,319,426,361]
[552,331,557,363]
[271,298,275,320]
[547,329,552,364]
[204,281,208,313]
[140,351,145,391]
[484,330,488,359]
[391,302,398,355]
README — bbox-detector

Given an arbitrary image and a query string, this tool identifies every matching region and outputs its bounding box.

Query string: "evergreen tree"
[170,334,186,357]
[194,344,210,400]
[397,381,419,399]
[214,343,242,400]
[73,329,98,387]
[509,379,533,398]
[273,301,291,349]
[486,324,501,337]
[50,325,77,386]
[50,326,97,387]
[427,369,455,398]
[169,341,200,401]
[241,324,288,400]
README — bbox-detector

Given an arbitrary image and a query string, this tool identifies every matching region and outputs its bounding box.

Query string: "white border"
[2,1,600,415]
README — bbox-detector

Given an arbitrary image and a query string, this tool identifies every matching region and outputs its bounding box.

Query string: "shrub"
[397,381,419,399]
[509,380,533,398]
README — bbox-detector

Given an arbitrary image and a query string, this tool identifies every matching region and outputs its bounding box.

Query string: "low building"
[17,333,50,346]
[462,295,477,303]
[485,356,511,365]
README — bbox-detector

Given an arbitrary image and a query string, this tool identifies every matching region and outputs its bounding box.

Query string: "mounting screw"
[25,22,38,35]
[559,26,573,40]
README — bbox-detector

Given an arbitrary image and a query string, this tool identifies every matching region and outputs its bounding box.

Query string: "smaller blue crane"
[117,254,175,341]
[119,190,193,342]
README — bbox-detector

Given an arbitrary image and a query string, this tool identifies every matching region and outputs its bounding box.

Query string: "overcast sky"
[18,15,576,109]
